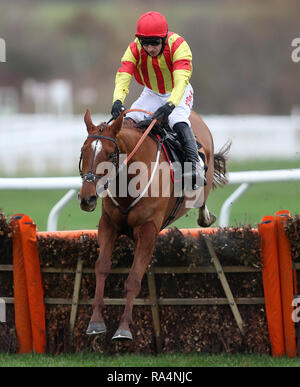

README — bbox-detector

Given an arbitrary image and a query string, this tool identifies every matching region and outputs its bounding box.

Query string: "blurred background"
[1,0,300,115]
[0,0,299,229]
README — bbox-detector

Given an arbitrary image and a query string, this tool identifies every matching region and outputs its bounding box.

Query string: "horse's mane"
[122,118,141,131]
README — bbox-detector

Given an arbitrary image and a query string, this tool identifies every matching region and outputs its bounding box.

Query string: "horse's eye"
[108,153,114,159]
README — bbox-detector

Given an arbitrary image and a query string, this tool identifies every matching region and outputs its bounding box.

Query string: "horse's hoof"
[208,212,217,226]
[112,329,133,341]
[198,212,216,227]
[86,321,107,335]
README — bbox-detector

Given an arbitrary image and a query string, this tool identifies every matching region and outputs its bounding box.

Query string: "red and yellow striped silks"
[113,32,193,107]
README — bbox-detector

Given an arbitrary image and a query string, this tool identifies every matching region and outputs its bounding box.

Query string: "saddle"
[123,118,203,229]
[136,119,203,183]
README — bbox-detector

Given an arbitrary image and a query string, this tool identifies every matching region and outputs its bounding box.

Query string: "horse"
[78,108,229,340]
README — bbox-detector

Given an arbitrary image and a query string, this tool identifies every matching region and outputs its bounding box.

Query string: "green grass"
[0,159,299,231]
[1,352,300,367]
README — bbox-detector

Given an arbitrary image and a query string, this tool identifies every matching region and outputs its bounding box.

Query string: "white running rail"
[0,169,300,230]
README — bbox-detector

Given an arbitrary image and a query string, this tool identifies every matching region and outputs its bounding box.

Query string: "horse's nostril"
[87,195,97,205]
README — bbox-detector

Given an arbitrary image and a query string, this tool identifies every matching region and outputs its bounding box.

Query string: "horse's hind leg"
[112,221,158,340]
[86,213,119,335]
[197,204,216,227]
[197,156,216,227]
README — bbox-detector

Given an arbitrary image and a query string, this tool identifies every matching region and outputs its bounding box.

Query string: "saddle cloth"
[138,119,203,183]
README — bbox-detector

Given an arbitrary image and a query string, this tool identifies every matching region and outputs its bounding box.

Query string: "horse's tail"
[212,140,231,189]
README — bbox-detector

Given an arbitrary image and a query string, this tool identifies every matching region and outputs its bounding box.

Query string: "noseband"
[79,133,120,188]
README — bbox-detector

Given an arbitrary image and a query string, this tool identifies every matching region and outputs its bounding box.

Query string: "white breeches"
[126,83,194,129]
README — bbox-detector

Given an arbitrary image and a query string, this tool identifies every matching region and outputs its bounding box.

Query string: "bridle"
[79,133,120,190]
[79,108,156,193]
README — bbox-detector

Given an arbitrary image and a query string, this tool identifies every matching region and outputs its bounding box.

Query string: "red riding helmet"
[135,11,168,38]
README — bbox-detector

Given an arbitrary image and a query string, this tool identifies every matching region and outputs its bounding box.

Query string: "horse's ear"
[111,112,124,136]
[84,109,94,133]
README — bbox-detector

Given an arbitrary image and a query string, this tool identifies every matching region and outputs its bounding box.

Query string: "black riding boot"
[173,122,207,189]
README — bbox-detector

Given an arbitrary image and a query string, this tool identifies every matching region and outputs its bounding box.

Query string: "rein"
[79,108,157,189]
[122,109,157,165]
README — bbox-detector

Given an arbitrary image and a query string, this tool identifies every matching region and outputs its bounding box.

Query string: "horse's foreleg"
[86,213,119,335]
[112,221,158,340]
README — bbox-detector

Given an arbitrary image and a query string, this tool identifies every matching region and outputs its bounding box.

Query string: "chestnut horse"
[78,109,229,340]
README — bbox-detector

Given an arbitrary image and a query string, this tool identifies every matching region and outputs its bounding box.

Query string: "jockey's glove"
[152,102,175,122]
[111,100,125,119]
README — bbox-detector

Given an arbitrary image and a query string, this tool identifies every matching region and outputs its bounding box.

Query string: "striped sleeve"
[167,36,193,106]
[112,42,138,103]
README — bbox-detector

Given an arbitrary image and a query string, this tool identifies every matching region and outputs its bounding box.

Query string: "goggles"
[139,37,162,47]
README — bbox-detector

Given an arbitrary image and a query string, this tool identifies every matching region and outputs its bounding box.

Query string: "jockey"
[111,11,206,189]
